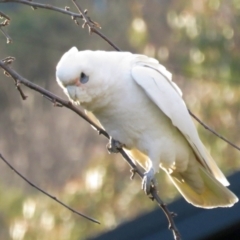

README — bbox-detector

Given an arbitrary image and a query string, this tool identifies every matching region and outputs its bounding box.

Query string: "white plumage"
[56,47,238,208]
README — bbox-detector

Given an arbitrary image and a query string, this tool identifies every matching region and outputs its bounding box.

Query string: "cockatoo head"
[56,47,92,105]
[56,47,113,109]
[56,47,134,111]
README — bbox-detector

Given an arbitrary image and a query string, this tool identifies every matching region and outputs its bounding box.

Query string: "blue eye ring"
[80,72,89,84]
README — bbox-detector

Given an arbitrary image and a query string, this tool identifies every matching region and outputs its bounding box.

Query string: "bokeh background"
[0,0,240,239]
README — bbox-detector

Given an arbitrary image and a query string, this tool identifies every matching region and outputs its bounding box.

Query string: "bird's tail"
[168,163,238,208]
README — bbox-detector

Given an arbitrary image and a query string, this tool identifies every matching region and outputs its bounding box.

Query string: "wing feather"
[131,58,229,186]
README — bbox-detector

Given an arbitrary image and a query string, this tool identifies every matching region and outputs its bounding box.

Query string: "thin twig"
[0,0,83,19]
[71,0,121,51]
[0,153,100,224]
[0,60,109,139]
[118,149,181,239]
[151,191,180,240]
[0,27,12,43]
[0,17,12,43]
[2,57,27,99]
[0,10,10,20]
[189,109,240,151]
[15,79,28,100]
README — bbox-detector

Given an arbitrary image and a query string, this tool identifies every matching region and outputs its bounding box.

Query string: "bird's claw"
[142,168,156,195]
[107,138,124,154]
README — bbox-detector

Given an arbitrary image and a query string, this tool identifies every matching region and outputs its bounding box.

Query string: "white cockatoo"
[56,47,238,208]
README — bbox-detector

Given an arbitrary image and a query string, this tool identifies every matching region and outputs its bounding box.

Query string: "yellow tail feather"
[169,166,238,208]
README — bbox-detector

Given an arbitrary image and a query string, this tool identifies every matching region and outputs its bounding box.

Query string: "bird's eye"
[80,72,89,84]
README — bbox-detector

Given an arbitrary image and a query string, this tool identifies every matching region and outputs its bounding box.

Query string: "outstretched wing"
[131,55,229,186]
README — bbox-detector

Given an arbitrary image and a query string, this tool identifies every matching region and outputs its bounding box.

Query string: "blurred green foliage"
[0,0,240,239]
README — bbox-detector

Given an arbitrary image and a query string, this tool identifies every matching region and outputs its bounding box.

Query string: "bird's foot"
[142,168,156,195]
[107,137,124,154]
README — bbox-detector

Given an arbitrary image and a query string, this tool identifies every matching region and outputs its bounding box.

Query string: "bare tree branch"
[0,57,181,240]
[0,0,83,19]
[0,59,108,138]
[0,153,100,224]
[1,1,239,240]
